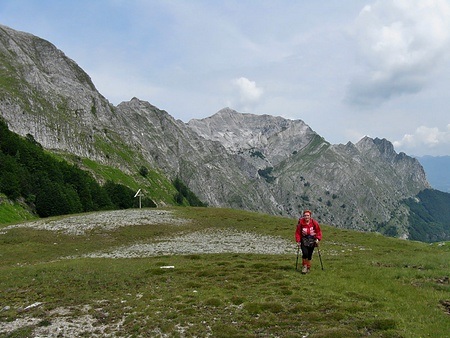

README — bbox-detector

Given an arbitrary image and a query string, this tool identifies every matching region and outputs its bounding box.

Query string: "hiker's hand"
[315,239,319,247]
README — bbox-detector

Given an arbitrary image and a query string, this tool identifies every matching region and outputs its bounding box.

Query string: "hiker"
[295,210,322,274]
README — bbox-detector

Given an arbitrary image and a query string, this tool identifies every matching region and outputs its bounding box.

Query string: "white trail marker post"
[134,189,143,209]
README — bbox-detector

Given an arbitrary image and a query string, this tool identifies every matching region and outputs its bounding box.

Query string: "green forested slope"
[0,118,154,219]
[405,189,450,242]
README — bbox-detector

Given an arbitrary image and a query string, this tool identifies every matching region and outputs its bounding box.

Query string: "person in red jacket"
[295,210,322,274]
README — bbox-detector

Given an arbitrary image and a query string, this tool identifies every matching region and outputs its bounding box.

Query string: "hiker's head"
[303,210,311,218]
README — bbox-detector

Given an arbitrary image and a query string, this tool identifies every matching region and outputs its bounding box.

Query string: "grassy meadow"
[0,207,449,337]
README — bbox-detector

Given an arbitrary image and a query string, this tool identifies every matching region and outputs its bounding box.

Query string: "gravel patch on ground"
[76,228,293,259]
[2,209,295,257]
[0,304,126,338]
[1,209,189,235]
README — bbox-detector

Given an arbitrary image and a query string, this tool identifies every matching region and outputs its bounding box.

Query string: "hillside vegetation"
[0,207,449,337]
[405,189,450,242]
[0,118,206,222]
[0,118,153,217]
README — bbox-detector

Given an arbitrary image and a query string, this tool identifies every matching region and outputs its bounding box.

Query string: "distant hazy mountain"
[416,156,450,193]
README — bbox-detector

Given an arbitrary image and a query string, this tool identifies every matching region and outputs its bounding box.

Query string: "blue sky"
[1,0,450,156]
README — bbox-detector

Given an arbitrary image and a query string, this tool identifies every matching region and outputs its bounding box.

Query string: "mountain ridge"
[186,109,428,233]
[0,23,439,240]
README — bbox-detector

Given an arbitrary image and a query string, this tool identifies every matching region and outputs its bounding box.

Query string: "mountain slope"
[188,110,429,234]
[405,188,450,242]
[0,24,435,239]
[0,24,281,214]
[114,99,281,213]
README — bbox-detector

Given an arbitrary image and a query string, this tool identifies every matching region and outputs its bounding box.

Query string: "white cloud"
[347,0,450,106]
[231,77,264,112]
[393,124,450,155]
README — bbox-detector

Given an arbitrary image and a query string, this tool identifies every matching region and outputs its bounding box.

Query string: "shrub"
[139,166,149,177]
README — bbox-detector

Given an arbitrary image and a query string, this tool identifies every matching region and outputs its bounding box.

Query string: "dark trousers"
[301,243,315,260]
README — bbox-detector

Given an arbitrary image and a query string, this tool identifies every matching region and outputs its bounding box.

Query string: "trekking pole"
[317,247,324,271]
[295,245,300,271]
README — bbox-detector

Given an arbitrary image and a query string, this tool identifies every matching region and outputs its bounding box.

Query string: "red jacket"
[295,217,322,243]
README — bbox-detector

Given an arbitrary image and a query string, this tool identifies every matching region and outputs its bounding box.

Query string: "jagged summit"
[188,108,315,164]
[356,136,412,163]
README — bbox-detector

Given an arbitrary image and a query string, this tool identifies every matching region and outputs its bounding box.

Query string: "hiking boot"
[301,265,308,274]
[306,260,311,273]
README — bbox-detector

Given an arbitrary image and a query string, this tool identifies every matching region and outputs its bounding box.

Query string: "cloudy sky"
[1,0,450,156]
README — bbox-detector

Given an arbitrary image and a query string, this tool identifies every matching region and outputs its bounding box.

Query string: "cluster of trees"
[405,189,450,242]
[258,167,275,183]
[0,118,154,218]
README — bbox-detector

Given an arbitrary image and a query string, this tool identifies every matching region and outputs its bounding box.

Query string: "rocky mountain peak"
[0,25,124,168]
[356,136,413,164]
[187,109,317,166]
[0,24,433,238]
[356,136,394,153]
[0,25,97,93]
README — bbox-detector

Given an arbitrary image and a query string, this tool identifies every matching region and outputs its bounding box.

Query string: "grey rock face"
[0,24,120,165]
[0,24,430,237]
[114,98,281,213]
[187,110,429,234]
[188,107,315,167]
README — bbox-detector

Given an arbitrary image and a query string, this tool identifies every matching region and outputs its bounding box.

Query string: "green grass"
[0,207,449,337]
[0,196,36,225]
